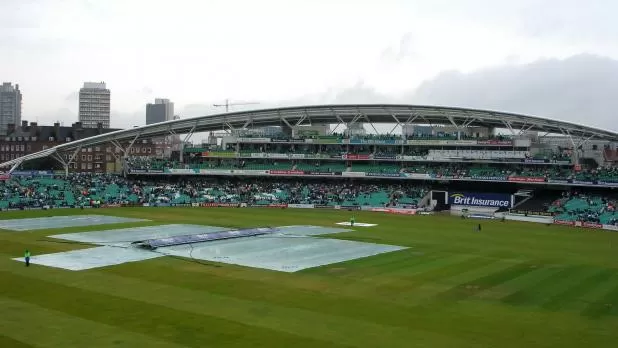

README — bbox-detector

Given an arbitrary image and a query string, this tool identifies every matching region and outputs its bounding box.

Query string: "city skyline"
[0,82,22,135]
[1,1,618,131]
[146,98,174,125]
[78,81,111,129]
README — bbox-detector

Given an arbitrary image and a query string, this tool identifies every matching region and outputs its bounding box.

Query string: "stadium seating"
[549,193,618,224]
[0,175,430,209]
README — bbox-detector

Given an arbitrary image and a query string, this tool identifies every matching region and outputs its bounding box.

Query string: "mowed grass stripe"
[0,271,352,348]
[502,265,599,307]
[367,253,477,285]
[412,256,506,283]
[541,268,616,312]
[478,264,562,302]
[0,268,467,348]
[334,250,448,279]
[437,261,539,301]
[0,297,186,348]
[0,334,34,348]
[391,258,518,305]
[372,256,501,296]
[581,281,618,319]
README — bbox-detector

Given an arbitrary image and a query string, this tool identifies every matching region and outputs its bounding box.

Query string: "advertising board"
[369,208,417,215]
[166,168,196,174]
[448,192,512,208]
[508,176,546,183]
[268,170,304,175]
[287,204,315,209]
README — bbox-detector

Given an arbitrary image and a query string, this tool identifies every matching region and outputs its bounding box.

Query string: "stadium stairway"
[513,190,563,213]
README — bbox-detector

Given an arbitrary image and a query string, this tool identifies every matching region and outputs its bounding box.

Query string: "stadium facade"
[0,104,616,187]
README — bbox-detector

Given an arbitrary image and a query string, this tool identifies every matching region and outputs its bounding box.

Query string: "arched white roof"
[1,104,616,169]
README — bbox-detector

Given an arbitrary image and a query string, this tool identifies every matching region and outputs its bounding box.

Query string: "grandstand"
[0,104,617,227]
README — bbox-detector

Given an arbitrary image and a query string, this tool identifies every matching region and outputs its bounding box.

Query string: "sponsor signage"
[271,138,306,143]
[290,154,306,159]
[477,140,513,146]
[366,172,401,177]
[581,222,603,229]
[470,176,507,181]
[402,155,426,161]
[287,204,315,209]
[10,170,53,176]
[266,204,288,208]
[203,151,237,158]
[304,171,339,176]
[201,203,238,207]
[314,204,332,209]
[572,180,594,185]
[369,208,417,215]
[237,137,270,143]
[548,179,569,184]
[406,139,478,145]
[448,192,512,208]
[343,154,372,160]
[250,153,266,158]
[511,210,553,217]
[402,173,430,179]
[553,220,574,226]
[508,176,546,183]
[524,159,548,164]
[339,205,361,210]
[129,169,164,174]
[598,181,618,187]
[269,170,304,175]
[342,171,366,177]
[374,155,397,160]
[166,168,195,174]
[603,225,618,232]
[266,153,288,159]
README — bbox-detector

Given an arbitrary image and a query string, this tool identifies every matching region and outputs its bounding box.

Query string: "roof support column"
[363,114,379,135]
[57,146,83,177]
[501,120,516,136]
[112,133,141,177]
[331,115,346,135]
[52,152,69,177]
[560,128,580,165]
[179,123,197,163]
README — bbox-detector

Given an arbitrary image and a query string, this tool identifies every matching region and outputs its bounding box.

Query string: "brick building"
[0,121,161,173]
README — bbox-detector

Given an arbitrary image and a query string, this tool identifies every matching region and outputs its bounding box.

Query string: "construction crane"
[213,99,260,113]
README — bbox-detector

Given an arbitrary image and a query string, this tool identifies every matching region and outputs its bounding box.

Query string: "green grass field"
[2,207,618,347]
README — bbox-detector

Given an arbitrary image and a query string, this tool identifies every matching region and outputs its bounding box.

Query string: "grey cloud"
[166,55,618,134]
[296,54,618,131]
[411,54,618,130]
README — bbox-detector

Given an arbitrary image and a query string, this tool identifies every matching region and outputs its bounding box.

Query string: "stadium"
[2,104,618,347]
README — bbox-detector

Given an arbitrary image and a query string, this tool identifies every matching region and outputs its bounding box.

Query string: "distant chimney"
[29,122,38,137]
[7,123,15,135]
[21,120,28,130]
[54,122,60,139]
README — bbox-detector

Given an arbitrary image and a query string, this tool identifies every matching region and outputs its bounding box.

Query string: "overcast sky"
[1,0,617,131]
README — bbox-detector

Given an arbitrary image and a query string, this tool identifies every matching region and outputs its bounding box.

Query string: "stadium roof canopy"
[1,104,617,169]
